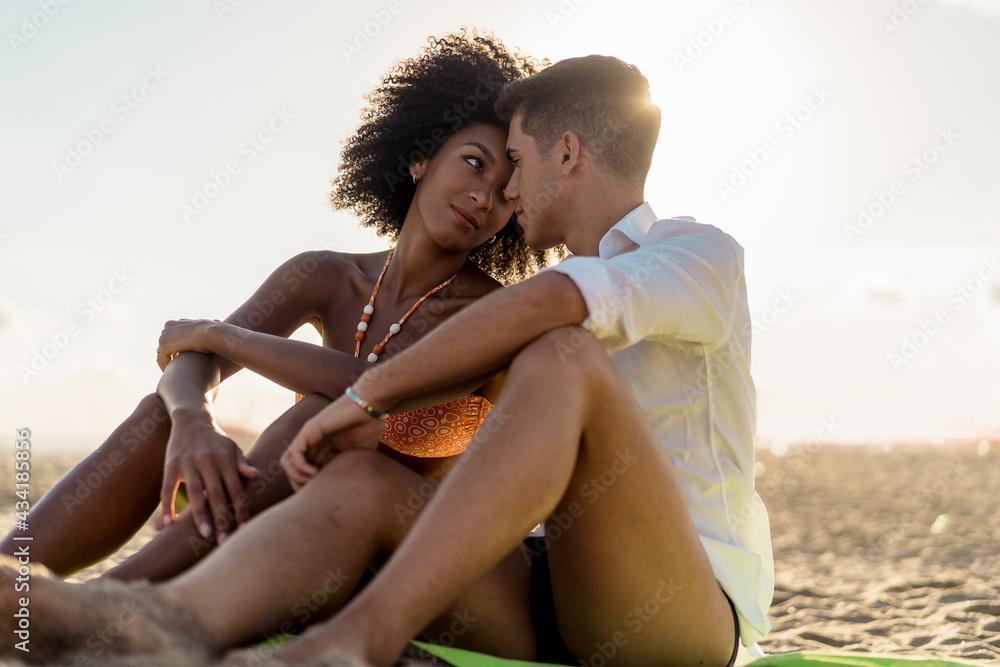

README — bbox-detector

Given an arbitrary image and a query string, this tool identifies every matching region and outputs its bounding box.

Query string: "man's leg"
[0,394,171,576]
[105,394,329,582]
[287,327,736,667]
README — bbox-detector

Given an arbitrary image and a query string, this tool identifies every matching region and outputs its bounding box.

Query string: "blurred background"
[2,0,998,450]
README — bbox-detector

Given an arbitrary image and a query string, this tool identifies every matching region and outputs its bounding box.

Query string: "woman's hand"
[157,319,223,370]
[159,410,260,541]
[281,395,383,490]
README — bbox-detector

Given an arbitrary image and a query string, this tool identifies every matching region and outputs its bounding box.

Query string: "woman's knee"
[313,449,403,489]
[250,394,333,463]
[297,450,424,549]
[110,393,171,453]
[132,393,169,425]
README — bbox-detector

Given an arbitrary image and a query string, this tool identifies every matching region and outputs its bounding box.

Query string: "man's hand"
[160,411,259,540]
[282,395,383,490]
[157,319,222,371]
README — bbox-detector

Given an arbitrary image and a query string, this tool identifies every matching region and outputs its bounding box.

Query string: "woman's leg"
[0,394,171,576]
[0,448,536,662]
[104,394,330,582]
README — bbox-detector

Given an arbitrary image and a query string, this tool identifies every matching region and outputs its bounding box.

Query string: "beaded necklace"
[354,248,459,363]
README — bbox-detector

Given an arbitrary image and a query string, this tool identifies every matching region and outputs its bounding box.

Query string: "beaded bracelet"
[345,386,387,420]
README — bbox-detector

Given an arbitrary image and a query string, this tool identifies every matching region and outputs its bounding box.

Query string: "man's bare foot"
[0,555,219,665]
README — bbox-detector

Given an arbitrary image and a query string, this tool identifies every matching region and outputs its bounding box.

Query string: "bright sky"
[2,0,999,449]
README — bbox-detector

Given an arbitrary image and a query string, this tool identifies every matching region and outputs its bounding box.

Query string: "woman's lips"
[451,205,479,230]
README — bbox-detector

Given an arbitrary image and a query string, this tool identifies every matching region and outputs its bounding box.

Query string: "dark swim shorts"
[524,536,740,667]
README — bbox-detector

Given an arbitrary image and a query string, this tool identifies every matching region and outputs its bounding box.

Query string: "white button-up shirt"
[543,202,774,648]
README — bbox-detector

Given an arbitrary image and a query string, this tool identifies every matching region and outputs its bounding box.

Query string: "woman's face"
[411,123,515,252]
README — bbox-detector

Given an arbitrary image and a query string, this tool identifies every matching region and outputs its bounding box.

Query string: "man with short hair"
[1,55,772,667]
[275,53,774,666]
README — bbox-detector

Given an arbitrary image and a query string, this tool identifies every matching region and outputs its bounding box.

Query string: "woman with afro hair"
[0,29,559,583]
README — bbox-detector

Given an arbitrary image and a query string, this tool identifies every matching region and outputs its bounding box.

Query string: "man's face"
[503,113,564,250]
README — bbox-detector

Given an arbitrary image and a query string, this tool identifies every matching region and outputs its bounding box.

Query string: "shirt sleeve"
[544,224,743,351]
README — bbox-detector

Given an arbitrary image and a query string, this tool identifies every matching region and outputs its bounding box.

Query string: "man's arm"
[354,271,588,413]
[282,271,587,488]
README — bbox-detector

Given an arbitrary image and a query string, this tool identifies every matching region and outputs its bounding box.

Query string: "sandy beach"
[2,439,999,664]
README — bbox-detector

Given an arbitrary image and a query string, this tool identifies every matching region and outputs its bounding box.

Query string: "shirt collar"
[597,202,658,259]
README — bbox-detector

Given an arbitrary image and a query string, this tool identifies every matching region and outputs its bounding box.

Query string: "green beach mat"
[411,641,982,667]
[744,652,982,667]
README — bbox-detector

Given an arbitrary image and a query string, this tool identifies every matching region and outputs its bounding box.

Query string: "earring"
[412,174,418,184]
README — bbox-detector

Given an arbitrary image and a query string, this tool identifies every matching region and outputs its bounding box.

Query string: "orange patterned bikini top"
[380,394,493,458]
[309,249,491,458]
[294,392,493,459]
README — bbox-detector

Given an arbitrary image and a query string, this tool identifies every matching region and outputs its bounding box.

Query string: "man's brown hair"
[495,55,661,184]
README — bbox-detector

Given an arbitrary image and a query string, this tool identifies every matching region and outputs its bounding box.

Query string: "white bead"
[367,352,379,363]
[389,323,401,334]
[363,305,374,315]
[357,321,368,332]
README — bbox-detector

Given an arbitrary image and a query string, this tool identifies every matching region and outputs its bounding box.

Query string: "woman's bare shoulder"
[291,249,388,280]
[453,262,506,299]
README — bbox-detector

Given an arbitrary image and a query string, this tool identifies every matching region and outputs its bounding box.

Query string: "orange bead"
[372,344,383,354]
[355,331,366,342]
[360,313,371,323]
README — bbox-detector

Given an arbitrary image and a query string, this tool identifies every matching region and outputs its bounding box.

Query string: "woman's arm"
[158,319,367,400]
[154,252,333,538]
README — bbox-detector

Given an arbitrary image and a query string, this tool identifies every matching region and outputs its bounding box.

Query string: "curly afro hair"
[331,29,565,285]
